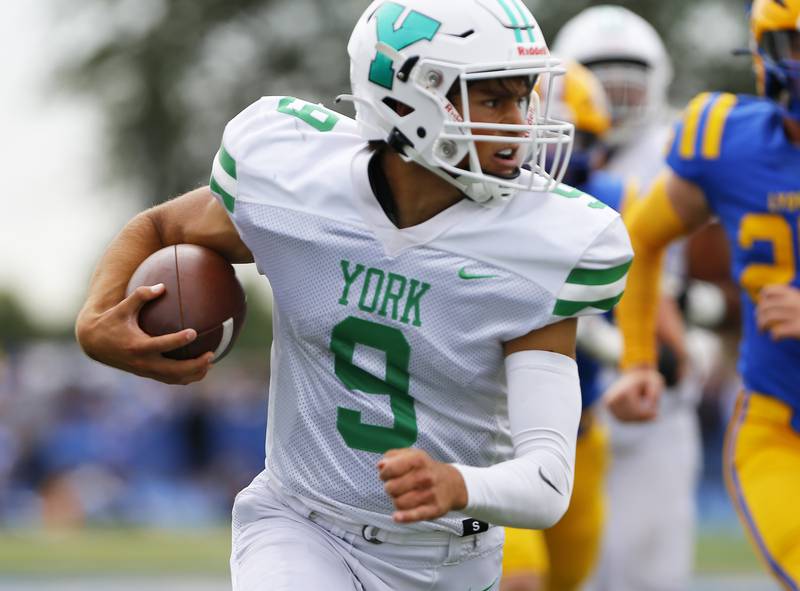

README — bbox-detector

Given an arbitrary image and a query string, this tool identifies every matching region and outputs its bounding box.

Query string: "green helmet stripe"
[496,0,523,43]
[511,0,536,43]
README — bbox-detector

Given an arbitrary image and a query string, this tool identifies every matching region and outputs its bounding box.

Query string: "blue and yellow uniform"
[666,91,800,589]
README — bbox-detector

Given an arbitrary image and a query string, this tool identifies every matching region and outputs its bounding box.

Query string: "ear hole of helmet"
[382,97,416,117]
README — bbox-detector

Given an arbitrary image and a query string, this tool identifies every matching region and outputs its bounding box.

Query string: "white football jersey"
[210,96,632,535]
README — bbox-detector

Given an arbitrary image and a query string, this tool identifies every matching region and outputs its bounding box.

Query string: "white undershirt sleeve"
[452,350,581,529]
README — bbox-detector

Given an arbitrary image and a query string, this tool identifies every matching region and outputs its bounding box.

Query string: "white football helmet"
[342,0,574,205]
[552,5,673,145]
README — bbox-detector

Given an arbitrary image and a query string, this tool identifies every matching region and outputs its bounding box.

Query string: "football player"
[74,2,633,590]
[501,61,630,591]
[612,0,800,588]
[553,8,703,591]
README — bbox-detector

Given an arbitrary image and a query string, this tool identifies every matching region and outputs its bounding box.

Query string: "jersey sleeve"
[550,216,633,320]
[665,92,738,189]
[209,95,352,219]
[210,139,239,215]
[208,97,273,219]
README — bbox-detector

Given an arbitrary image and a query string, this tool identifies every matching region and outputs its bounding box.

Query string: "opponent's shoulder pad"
[668,92,740,164]
[210,96,357,213]
[551,215,633,319]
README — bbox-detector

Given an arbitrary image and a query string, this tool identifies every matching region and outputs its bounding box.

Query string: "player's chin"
[482,154,523,179]
[470,162,522,181]
[455,154,522,181]
[486,167,522,180]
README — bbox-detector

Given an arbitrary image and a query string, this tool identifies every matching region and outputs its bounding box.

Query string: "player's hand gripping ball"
[126,244,247,361]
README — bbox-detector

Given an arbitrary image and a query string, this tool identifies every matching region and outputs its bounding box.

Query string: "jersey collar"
[351,146,476,257]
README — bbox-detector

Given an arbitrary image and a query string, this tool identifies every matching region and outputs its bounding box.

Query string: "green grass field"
[0,529,231,577]
[0,527,762,577]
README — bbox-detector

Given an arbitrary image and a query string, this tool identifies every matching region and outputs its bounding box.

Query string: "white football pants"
[588,376,702,591]
[231,471,504,591]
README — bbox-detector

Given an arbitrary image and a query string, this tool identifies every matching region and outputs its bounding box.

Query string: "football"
[126,244,247,361]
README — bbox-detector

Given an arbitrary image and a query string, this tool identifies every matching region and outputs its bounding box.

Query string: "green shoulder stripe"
[219,146,237,180]
[566,260,632,286]
[553,292,624,317]
[210,176,235,213]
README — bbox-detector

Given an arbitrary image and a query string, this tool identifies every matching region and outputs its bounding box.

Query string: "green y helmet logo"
[368,2,441,90]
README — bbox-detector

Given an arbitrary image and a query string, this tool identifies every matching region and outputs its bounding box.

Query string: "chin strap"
[402,143,514,207]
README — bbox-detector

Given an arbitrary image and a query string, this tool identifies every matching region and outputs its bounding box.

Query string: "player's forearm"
[77,188,250,327]
[453,351,580,529]
[617,174,688,368]
[76,210,165,338]
[616,233,666,368]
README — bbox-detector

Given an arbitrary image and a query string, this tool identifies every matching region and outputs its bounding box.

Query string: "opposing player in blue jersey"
[614,0,800,587]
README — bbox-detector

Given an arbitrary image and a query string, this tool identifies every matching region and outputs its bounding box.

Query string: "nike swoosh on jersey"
[458,267,499,280]
[538,466,565,496]
[470,578,498,591]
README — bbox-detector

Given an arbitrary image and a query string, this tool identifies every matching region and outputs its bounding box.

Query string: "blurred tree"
[0,291,41,345]
[59,0,754,206]
[58,0,362,206]
[234,280,273,352]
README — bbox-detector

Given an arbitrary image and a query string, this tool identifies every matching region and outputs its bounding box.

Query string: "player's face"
[762,30,800,115]
[589,63,649,126]
[451,77,533,179]
[762,30,800,63]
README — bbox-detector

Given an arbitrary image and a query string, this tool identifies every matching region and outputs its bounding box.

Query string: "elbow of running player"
[453,350,579,529]
[507,451,573,529]
[454,450,573,529]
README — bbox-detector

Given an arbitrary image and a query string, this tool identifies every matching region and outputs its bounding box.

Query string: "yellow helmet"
[537,61,611,186]
[750,0,800,118]
[543,60,612,137]
[751,0,800,46]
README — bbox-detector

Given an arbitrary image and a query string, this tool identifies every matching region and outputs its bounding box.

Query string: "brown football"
[126,244,247,361]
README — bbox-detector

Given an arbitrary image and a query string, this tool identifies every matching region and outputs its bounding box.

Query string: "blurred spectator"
[0,340,744,532]
[0,343,267,528]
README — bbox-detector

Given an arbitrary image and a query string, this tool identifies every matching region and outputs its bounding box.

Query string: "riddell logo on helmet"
[444,101,464,123]
[517,46,547,57]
